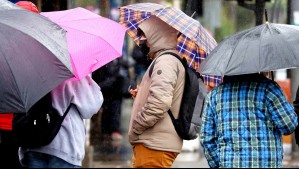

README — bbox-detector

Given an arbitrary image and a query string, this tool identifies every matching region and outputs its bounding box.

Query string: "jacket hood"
[138,16,178,60]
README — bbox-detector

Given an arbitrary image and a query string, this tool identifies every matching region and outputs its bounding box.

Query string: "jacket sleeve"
[132,55,180,135]
[267,82,298,135]
[200,92,219,168]
[72,75,103,119]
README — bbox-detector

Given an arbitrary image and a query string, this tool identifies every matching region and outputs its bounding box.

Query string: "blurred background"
[8,0,299,167]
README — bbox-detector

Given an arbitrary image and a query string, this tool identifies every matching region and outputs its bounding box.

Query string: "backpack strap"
[163,52,183,63]
[148,59,157,78]
[147,51,187,127]
[61,103,75,119]
[149,52,184,78]
[148,51,202,79]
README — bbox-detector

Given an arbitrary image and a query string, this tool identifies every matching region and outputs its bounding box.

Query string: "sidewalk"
[90,152,299,168]
[283,152,299,168]
[86,98,299,168]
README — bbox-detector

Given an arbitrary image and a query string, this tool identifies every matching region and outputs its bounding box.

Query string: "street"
[86,98,299,168]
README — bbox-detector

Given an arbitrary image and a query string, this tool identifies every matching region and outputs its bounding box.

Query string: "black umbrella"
[0,2,74,113]
[198,22,299,76]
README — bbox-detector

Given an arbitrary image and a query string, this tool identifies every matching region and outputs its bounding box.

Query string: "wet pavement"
[85,98,299,168]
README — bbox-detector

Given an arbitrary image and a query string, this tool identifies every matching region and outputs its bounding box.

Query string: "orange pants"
[131,144,179,168]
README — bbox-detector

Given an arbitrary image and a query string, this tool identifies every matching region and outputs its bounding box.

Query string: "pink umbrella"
[41,7,126,79]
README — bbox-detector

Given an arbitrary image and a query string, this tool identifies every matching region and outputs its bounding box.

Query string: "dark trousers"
[0,130,23,168]
[101,99,122,134]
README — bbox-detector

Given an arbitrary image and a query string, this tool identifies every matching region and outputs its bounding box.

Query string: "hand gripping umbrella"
[119,3,221,87]
[0,1,74,113]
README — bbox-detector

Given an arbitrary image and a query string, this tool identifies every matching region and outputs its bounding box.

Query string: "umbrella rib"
[172,8,215,52]
[197,25,212,53]
[59,25,100,37]
[45,10,72,22]
[160,8,206,49]
[129,15,150,31]
[155,7,166,16]
[233,25,264,74]
[126,8,131,22]
[277,27,299,69]
[125,10,152,42]
[180,17,195,36]
[62,26,121,55]
[177,36,195,56]
[279,24,299,68]
[155,7,213,54]
[1,18,71,73]
[259,24,268,73]
[178,36,187,53]
[49,8,100,22]
[223,26,260,75]
[55,18,102,23]
[165,8,182,25]
[178,35,196,68]
[0,45,24,107]
[125,9,151,31]
[155,7,197,41]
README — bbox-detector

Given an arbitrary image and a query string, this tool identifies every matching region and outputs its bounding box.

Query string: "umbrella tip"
[190,11,196,18]
[265,9,268,22]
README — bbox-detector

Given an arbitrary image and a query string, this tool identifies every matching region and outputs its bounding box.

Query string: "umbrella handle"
[271,71,274,80]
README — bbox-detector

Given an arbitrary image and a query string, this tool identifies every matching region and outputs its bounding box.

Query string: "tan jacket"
[128,16,185,153]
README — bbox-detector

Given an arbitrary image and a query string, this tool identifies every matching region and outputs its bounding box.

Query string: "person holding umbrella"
[18,75,103,168]
[127,16,185,168]
[9,1,104,168]
[200,72,298,168]
[0,1,39,168]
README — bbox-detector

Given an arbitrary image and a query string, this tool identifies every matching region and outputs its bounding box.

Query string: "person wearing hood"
[128,16,185,168]
[18,76,103,168]
[11,1,104,168]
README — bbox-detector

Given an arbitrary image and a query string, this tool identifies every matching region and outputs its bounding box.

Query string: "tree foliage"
[75,0,97,7]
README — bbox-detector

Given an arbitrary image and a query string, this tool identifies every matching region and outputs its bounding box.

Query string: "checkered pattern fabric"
[119,3,221,87]
[200,78,298,168]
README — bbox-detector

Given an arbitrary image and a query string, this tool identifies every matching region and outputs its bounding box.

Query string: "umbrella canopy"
[198,22,299,76]
[0,0,18,10]
[119,3,221,87]
[0,4,74,113]
[41,7,127,80]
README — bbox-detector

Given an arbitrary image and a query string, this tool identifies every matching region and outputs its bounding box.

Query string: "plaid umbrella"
[119,3,221,87]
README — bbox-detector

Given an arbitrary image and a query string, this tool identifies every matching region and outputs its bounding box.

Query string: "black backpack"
[12,93,73,149]
[149,52,207,140]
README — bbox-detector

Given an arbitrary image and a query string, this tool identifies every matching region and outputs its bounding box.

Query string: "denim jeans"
[24,151,80,168]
